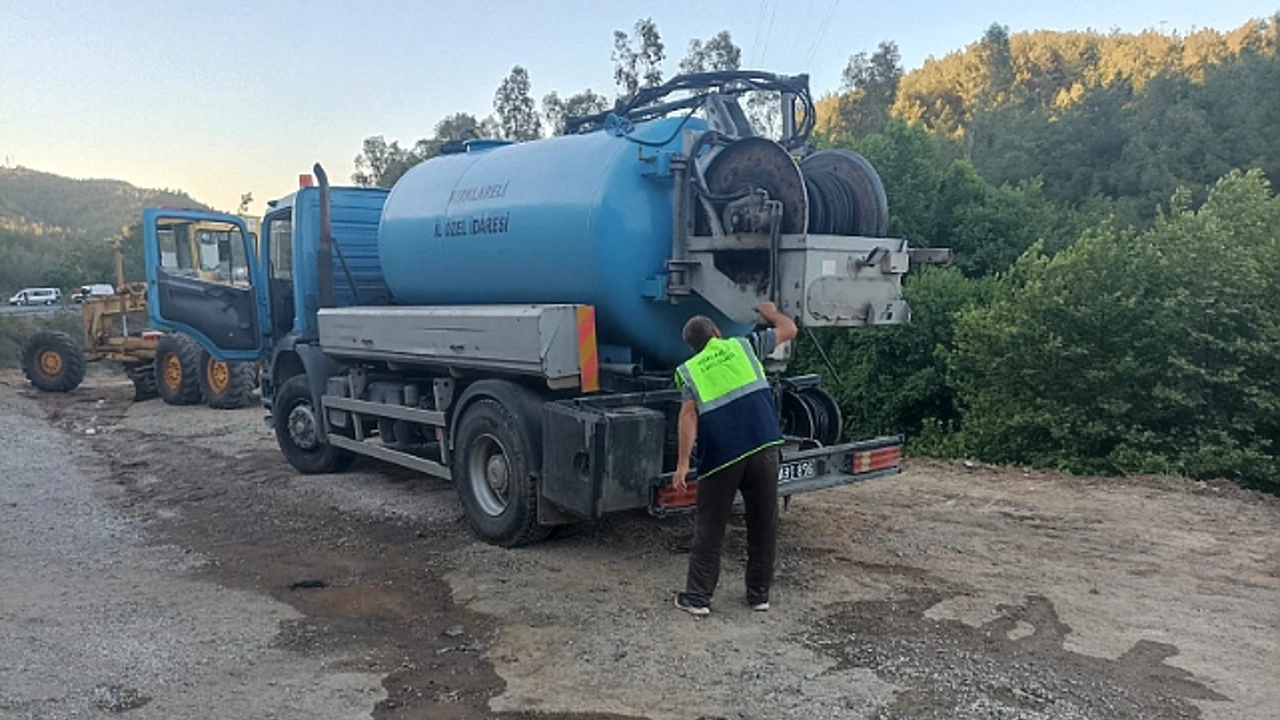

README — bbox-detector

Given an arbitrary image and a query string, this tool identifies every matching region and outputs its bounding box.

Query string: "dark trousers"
[685,446,780,605]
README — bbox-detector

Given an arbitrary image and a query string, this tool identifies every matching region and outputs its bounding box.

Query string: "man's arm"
[672,399,698,492]
[758,301,798,345]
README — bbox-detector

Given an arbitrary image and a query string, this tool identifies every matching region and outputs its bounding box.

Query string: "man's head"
[682,315,721,352]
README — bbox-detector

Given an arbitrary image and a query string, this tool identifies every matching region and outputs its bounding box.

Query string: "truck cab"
[143,190,387,373]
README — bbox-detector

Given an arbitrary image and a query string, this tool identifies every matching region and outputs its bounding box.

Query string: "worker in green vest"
[672,301,797,616]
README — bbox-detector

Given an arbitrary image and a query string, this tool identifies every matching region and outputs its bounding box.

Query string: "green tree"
[542,90,610,136]
[612,18,665,99]
[835,119,943,243]
[975,23,1015,105]
[797,267,998,443]
[433,112,497,143]
[351,136,429,188]
[834,40,903,137]
[351,113,499,187]
[494,65,542,142]
[114,223,146,285]
[931,160,1062,277]
[42,236,114,290]
[679,31,741,73]
[950,170,1280,488]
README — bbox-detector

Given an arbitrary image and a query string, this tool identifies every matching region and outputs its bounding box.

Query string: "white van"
[8,288,62,306]
[73,283,115,303]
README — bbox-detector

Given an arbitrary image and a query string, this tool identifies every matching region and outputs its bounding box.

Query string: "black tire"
[20,331,86,392]
[153,334,204,406]
[273,374,354,474]
[124,363,158,401]
[451,399,550,547]
[200,352,257,409]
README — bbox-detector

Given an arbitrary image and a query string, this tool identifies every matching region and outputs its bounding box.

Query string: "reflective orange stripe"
[853,446,901,474]
[576,305,599,393]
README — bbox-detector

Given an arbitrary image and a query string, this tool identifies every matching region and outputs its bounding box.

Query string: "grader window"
[157,225,194,273]
[196,229,221,272]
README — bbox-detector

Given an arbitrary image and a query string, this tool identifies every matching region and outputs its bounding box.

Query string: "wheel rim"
[38,349,63,377]
[163,353,183,390]
[287,402,320,450]
[466,433,511,517]
[207,358,230,394]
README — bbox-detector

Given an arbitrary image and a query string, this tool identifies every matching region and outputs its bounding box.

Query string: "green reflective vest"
[676,337,783,477]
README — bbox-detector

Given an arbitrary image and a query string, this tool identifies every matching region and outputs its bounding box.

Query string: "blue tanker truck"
[142,71,950,546]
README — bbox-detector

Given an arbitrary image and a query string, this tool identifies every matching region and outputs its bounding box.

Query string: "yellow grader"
[19,218,258,408]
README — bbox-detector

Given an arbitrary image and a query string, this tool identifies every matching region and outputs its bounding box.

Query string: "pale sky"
[0,0,1268,215]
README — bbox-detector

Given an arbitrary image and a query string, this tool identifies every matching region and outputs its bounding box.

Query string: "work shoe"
[674,592,710,616]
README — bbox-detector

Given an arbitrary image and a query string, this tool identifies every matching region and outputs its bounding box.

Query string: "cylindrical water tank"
[378,116,751,368]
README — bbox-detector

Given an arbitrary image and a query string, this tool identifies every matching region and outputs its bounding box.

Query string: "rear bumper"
[651,435,903,515]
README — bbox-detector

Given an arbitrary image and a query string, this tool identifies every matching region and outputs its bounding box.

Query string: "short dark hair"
[683,315,719,352]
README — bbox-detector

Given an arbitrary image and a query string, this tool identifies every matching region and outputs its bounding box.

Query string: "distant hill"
[0,166,209,292]
[0,166,207,240]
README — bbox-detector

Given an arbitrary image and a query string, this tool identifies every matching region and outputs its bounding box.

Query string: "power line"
[748,0,769,67]
[793,0,816,65]
[805,0,841,71]
[759,0,780,66]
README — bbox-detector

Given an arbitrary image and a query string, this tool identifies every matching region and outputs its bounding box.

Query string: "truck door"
[144,209,267,361]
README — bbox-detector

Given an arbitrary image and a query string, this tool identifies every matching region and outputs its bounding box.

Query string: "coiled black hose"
[805,167,860,235]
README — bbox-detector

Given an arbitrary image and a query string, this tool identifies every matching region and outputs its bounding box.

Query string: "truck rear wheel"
[273,374,353,474]
[21,331,86,392]
[200,353,256,409]
[452,399,550,547]
[154,334,203,405]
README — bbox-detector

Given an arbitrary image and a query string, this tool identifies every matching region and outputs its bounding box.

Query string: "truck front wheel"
[273,375,353,474]
[452,399,550,547]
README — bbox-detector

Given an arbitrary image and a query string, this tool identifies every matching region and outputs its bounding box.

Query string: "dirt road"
[2,372,1277,719]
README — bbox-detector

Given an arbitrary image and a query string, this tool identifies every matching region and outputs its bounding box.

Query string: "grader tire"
[200,353,256,410]
[125,363,159,402]
[20,331,86,393]
[153,334,204,405]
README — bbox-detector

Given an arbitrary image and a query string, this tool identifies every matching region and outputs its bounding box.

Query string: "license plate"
[778,460,816,482]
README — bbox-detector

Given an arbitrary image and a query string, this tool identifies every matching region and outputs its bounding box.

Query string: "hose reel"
[781,383,843,446]
[696,141,890,239]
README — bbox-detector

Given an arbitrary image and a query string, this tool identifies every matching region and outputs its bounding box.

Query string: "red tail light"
[656,481,698,510]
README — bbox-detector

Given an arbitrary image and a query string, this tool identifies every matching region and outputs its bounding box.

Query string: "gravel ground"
[3,371,1278,720]
[0,381,386,719]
